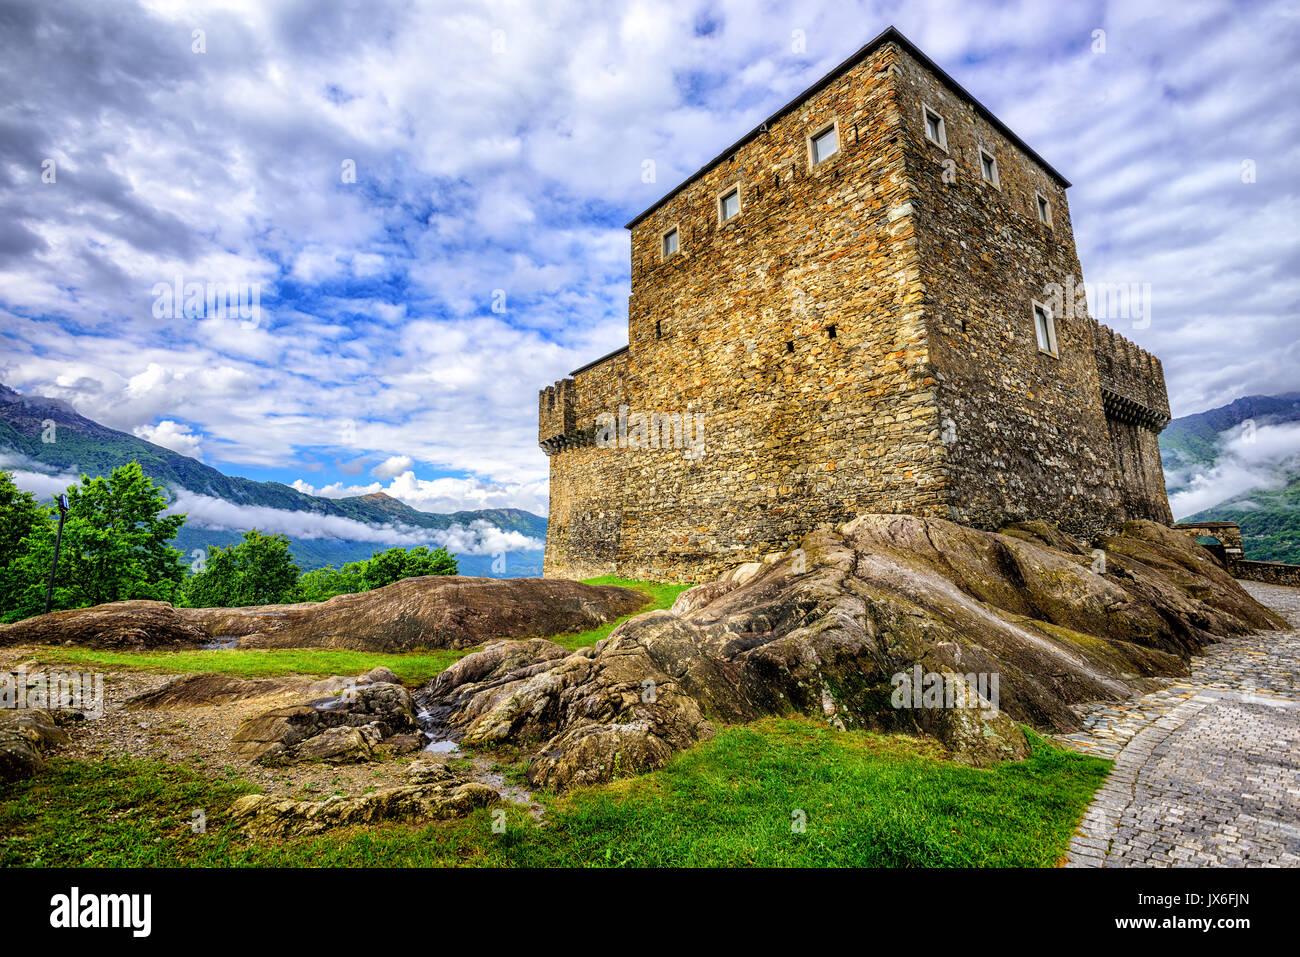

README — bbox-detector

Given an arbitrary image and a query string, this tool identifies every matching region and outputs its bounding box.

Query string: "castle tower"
[539,26,1173,581]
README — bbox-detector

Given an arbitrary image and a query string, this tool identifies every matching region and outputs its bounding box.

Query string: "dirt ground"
[0,645,450,801]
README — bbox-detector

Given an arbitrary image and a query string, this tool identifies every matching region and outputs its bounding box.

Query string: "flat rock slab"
[1062,581,1300,868]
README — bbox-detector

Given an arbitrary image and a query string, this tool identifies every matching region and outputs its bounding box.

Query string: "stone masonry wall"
[1093,325,1173,523]
[892,46,1130,537]
[544,42,949,581]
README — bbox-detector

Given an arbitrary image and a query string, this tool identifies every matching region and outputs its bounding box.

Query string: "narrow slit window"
[979,148,999,188]
[720,187,740,222]
[662,227,679,257]
[810,124,838,165]
[655,320,663,339]
[826,324,837,339]
[1033,302,1058,356]
[923,107,947,149]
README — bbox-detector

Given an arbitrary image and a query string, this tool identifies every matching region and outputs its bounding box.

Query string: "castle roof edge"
[624,25,1072,231]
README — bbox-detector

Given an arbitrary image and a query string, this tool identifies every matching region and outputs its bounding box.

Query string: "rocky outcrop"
[231,682,419,764]
[230,776,499,838]
[0,577,645,652]
[183,576,646,651]
[126,673,288,709]
[0,709,69,782]
[416,515,1284,791]
[0,601,207,650]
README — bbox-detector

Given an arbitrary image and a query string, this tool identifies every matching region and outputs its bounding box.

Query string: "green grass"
[1,576,1108,867]
[24,646,470,685]
[549,576,693,650]
[0,718,1109,868]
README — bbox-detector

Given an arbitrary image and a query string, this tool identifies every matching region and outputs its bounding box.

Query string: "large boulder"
[126,673,288,709]
[0,601,207,650]
[415,515,1285,791]
[180,576,647,651]
[0,709,69,782]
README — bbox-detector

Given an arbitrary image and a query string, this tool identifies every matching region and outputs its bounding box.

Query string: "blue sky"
[1,0,1297,520]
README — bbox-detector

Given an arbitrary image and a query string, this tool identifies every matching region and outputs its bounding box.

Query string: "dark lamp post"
[42,493,70,615]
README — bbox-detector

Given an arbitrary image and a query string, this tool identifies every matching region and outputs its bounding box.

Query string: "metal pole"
[43,497,69,615]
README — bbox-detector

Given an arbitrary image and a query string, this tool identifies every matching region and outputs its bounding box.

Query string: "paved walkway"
[1059,581,1300,867]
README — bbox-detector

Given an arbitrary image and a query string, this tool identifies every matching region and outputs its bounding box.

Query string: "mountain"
[1159,392,1300,563]
[1183,477,1300,564]
[1160,392,1300,481]
[0,383,546,575]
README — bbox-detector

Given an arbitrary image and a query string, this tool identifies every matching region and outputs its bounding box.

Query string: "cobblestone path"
[1059,581,1300,867]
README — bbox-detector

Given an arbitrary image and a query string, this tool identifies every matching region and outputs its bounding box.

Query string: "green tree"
[0,471,50,616]
[181,529,301,608]
[296,563,365,603]
[0,471,45,570]
[4,463,186,619]
[360,544,457,589]
[295,545,458,603]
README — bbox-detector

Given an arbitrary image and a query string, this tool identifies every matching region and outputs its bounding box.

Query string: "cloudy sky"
[1,0,1297,517]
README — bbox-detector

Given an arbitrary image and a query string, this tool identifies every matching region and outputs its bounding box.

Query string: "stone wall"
[1233,560,1300,588]
[541,31,1177,581]
[1174,522,1300,586]
[544,40,950,581]
[891,45,1130,537]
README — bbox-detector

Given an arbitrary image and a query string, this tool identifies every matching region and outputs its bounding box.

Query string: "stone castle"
[539,26,1173,582]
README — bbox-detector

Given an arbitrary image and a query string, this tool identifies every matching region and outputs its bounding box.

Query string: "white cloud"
[5,468,82,503]
[1168,420,1300,518]
[133,419,203,458]
[168,489,542,553]
[371,454,413,479]
[292,470,549,515]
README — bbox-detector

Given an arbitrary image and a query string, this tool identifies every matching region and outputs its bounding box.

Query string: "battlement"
[538,378,577,452]
[1092,322,1171,432]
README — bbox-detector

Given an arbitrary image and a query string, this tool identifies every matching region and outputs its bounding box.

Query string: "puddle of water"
[200,635,240,650]
[424,738,460,754]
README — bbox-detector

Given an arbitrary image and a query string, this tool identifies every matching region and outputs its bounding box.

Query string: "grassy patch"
[546,576,693,650]
[24,646,470,685]
[0,719,1108,868]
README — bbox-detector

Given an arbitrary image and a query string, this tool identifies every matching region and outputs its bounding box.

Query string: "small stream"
[414,705,543,818]
[415,705,462,755]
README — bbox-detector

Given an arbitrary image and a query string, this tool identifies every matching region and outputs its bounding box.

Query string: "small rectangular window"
[979,147,999,188]
[719,187,740,222]
[810,124,838,165]
[1033,302,1058,356]
[662,226,678,257]
[1036,192,1052,226]
[922,106,947,150]
[826,324,837,339]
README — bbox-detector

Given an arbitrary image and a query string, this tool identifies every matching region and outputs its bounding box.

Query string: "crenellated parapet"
[538,377,577,449]
[1092,322,1171,432]
[538,377,601,456]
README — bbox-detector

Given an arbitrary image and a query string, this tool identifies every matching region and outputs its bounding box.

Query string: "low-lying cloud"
[292,471,549,515]
[1167,420,1300,519]
[167,488,542,555]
